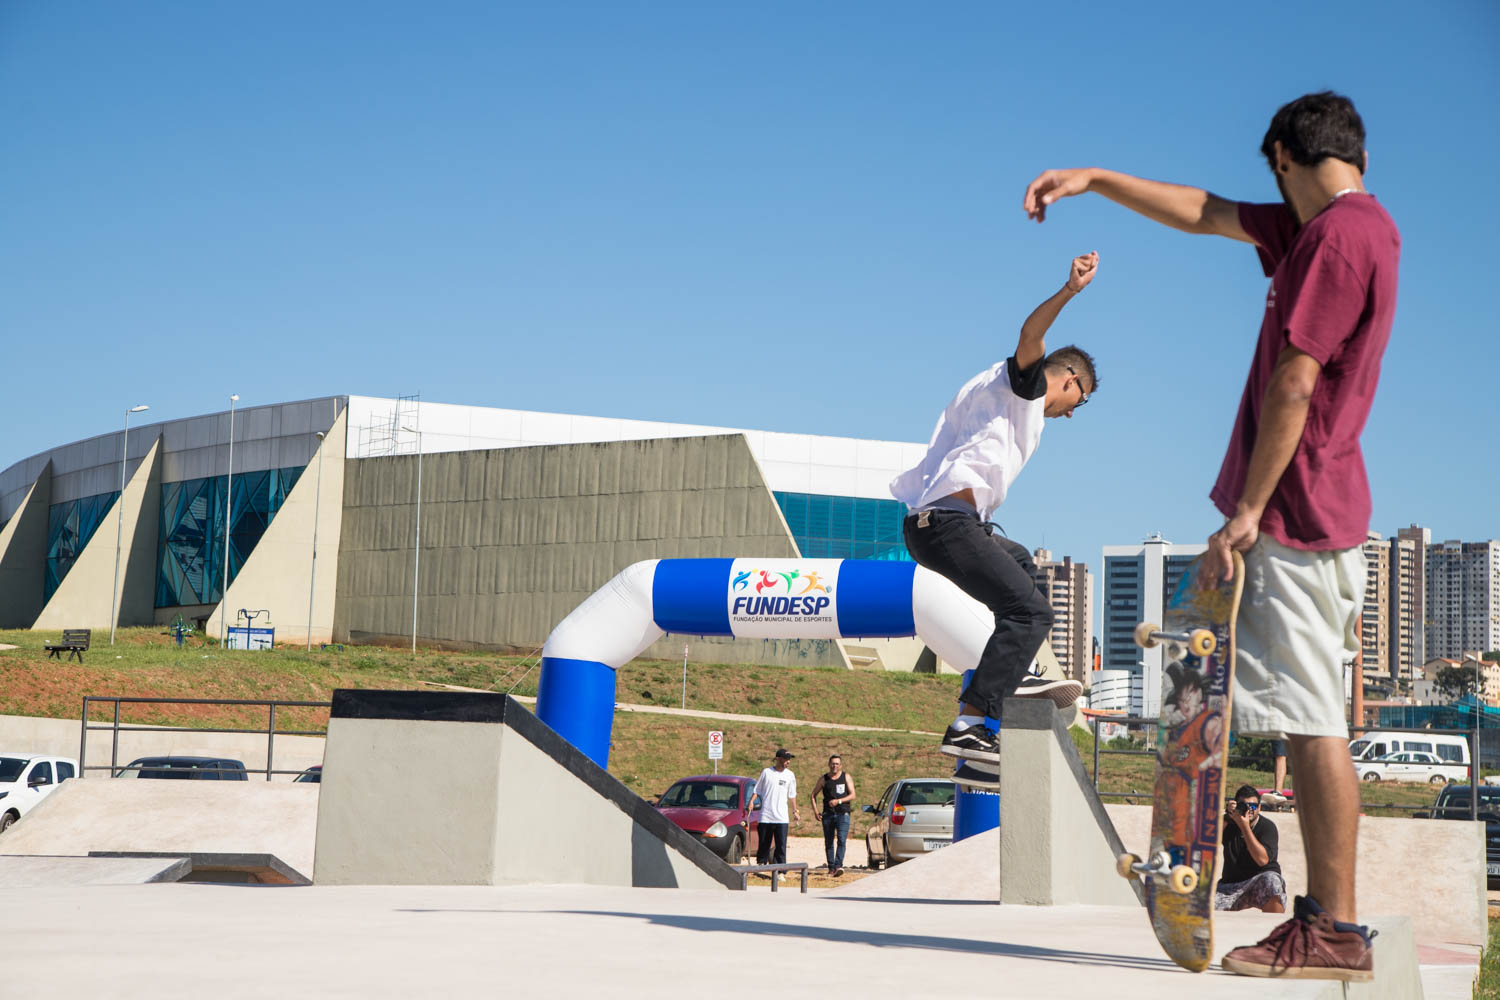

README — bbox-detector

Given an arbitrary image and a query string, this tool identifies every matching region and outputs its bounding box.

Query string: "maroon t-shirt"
[1210,195,1400,551]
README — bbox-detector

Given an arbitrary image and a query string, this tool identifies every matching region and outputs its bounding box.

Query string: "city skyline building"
[1394,524,1430,677]
[1031,548,1093,685]
[1360,530,1391,683]
[1427,538,1500,660]
[1095,533,1206,717]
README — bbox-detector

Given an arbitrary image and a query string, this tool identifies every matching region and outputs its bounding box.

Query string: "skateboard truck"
[1133,621,1216,658]
[1115,851,1199,895]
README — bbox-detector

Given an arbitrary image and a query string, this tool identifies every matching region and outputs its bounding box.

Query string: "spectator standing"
[1216,785,1288,914]
[810,754,857,876]
[754,749,799,877]
[1025,90,1395,982]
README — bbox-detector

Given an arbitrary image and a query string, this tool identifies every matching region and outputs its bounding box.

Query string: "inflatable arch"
[537,557,1006,769]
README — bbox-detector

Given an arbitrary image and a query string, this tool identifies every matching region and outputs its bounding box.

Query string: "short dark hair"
[1261,91,1366,174]
[1045,345,1098,395]
[1233,784,1260,802]
[828,754,841,763]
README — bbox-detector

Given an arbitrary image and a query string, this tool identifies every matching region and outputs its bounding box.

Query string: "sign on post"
[708,730,723,774]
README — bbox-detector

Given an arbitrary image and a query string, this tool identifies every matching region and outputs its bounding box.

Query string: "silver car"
[861,778,956,869]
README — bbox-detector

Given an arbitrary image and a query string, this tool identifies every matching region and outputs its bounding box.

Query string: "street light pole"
[401,413,422,655]
[109,404,149,646]
[219,394,239,646]
[306,431,326,652]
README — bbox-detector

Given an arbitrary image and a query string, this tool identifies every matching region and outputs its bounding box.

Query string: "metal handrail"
[1087,713,1483,822]
[80,695,331,782]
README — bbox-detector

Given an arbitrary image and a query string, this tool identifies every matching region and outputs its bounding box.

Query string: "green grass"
[1478,917,1500,1000]
[1,625,1460,834]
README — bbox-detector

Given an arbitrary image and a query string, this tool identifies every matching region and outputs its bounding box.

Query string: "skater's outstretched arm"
[1023,168,1252,244]
[1014,251,1097,371]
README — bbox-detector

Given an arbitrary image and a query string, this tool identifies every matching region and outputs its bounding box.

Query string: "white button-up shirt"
[889,357,1046,522]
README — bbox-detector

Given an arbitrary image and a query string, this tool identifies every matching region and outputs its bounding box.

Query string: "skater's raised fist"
[1065,251,1099,293]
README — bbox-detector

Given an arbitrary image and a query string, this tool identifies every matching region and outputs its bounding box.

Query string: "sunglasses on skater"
[1066,366,1091,407]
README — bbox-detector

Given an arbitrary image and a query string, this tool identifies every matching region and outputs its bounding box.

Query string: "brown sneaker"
[1221,895,1374,982]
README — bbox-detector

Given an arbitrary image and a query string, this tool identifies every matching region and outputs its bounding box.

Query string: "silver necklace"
[1329,187,1371,204]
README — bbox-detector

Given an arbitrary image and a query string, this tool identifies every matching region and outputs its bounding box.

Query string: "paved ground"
[0,881,1426,1000]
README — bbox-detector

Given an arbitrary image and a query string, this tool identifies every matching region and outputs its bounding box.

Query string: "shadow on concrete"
[395,908,1189,973]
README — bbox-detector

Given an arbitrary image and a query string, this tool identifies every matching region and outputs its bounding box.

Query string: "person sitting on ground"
[1215,785,1287,914]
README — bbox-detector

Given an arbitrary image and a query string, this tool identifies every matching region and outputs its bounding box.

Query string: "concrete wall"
[0,466,50,628]
[34,437,162,631]
[0,714,326,780]
[207,410,348,644]
[334,433,844,667]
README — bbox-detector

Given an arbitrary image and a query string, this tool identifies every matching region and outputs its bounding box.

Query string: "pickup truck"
[0,753,78,833]
[1427,784,1500,888]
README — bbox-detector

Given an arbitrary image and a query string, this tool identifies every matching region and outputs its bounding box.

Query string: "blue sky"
[2,2,1496,580]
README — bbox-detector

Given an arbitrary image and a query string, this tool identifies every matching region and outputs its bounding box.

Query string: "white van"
[1349,732,1471,767]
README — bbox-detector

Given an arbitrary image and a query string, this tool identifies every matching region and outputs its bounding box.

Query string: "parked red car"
[654,774,760,863]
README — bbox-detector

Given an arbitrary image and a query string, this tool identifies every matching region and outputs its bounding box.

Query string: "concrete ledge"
[314,690,740,889]
[0,853,191,887]
[90,851,310,885]
[999,698,1141,907]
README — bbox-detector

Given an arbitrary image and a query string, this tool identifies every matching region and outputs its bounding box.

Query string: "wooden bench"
[43,629,91,663]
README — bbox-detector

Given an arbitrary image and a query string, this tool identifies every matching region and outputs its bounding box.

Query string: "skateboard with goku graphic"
[1115,551,1243,973]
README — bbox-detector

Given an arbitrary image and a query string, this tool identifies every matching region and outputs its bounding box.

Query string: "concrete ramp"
[833,700,1138,907]
[313,690,739,890]
[0,779,319,877]
[829,827,999,900]
[1110,803,1487,952]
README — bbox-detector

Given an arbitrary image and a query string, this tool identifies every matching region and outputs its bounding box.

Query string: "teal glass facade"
[156,466,303,608]
[773,491,911,562]
[45,492,120,601]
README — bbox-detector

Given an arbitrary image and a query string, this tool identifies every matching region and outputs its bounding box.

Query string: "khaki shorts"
[1233,534,1365,740]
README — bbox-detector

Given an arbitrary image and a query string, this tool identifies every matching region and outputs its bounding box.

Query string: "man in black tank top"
[809,754,857,876]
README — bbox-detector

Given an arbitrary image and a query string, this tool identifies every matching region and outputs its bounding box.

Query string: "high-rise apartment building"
[1360,531,1390,680]
[1031,548,1093,685]
[1358,524,1430,688]
[1394,524,1429,675]
[1098,534,1205,716]
[1427,539,1500,659]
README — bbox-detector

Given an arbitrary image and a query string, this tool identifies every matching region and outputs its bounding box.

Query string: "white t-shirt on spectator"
[754,766,797,823]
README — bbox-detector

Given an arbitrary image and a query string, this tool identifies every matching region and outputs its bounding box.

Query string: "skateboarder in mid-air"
[1025,91,1397,982]
[890,252,1095,790]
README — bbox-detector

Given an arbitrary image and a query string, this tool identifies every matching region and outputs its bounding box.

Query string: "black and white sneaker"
[939,723,1000,763]
[952,760,1000,790]
[1014,674,1084,708]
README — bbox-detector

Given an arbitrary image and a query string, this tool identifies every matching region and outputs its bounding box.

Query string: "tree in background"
[1434,664,1481,703]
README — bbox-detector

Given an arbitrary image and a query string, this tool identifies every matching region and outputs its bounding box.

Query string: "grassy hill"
[0,627,1450,843]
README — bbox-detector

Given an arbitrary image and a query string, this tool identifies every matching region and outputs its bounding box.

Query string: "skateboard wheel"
[1168,865,1198,895]
[1134,622,1160,649]
[1188,629,1216,657]
[1115,853,1141,879]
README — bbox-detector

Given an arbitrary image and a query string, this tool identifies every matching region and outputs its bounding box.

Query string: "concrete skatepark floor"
[0,881,1430,999]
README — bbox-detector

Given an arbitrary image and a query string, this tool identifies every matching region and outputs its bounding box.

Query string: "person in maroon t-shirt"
[1022,92,1398,983]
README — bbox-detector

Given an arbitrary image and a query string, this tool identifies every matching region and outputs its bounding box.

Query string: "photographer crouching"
[1215,785,1289,914]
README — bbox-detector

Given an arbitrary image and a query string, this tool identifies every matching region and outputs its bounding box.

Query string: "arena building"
[0,396,931,669]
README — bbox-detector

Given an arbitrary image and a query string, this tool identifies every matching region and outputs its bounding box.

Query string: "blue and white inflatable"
[537,557,1003,768]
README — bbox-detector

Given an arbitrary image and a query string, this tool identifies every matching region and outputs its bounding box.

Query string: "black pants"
[903,510,1053,720]
[757,822,789,865]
